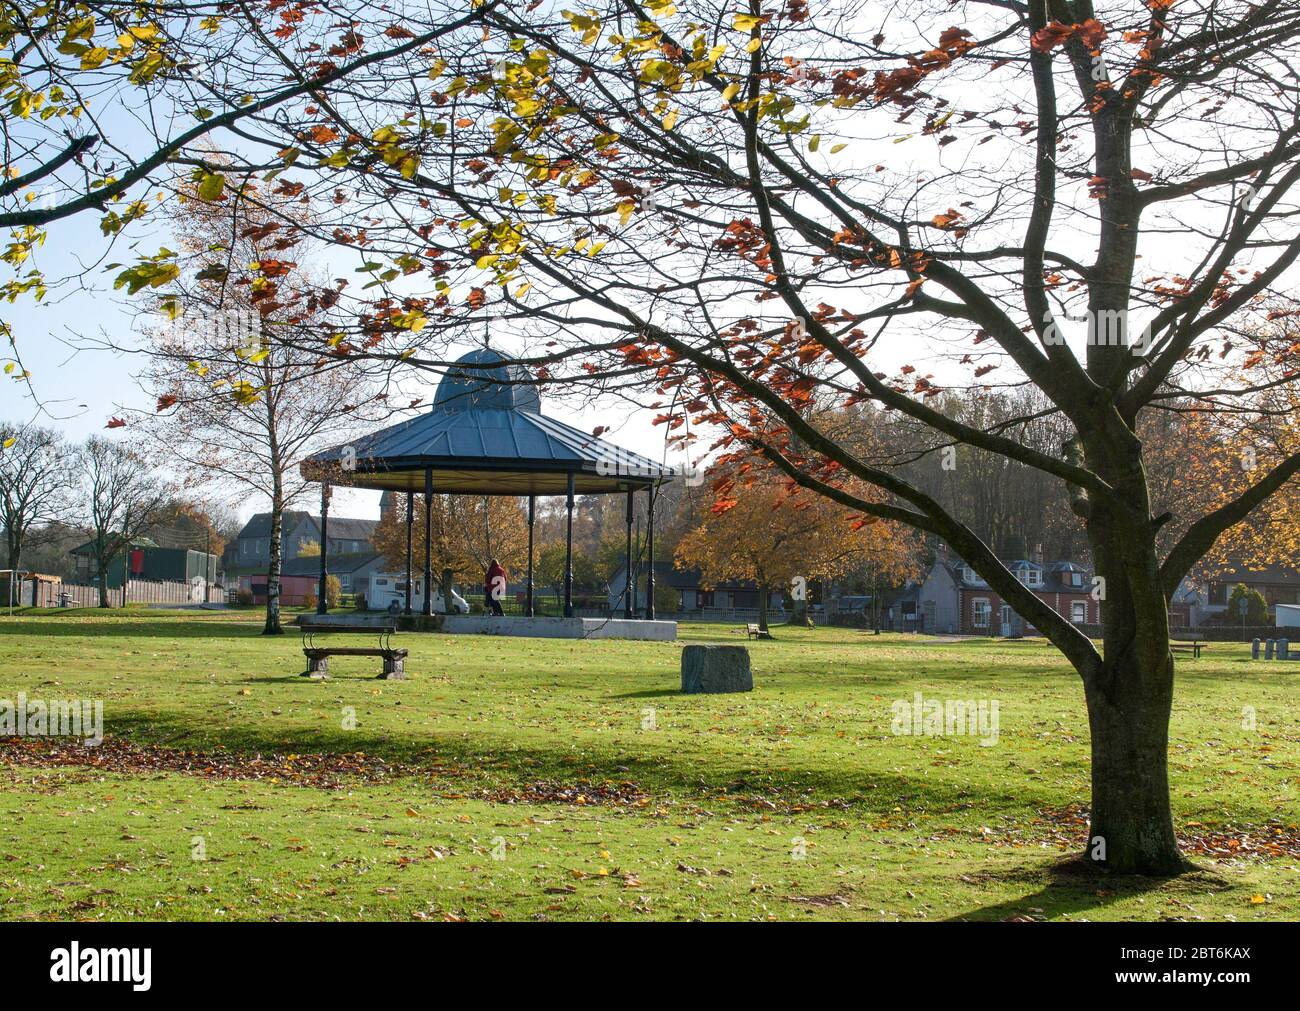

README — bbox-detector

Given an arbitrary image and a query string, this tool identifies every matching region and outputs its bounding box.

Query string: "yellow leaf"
[733,14,763,31]
[662,108,679,130]
[745,37,762,54]
[722,82,741,102]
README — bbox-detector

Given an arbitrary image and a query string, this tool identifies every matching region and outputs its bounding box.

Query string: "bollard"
[1252,637,1261,660]
[1265,639,1275,660]
[1280,638,1290,661]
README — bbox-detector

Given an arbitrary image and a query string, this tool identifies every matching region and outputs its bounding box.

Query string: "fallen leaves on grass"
[1,737,655,810]
[984,804,1300,861]
[786,892,851,908]
[0,735,425,790]
[464,780,649,808]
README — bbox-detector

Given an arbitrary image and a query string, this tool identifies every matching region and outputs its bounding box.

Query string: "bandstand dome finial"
[432,347,541,414]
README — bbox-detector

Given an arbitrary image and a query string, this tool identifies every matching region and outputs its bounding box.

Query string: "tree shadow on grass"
[609,688,682,699]
[0,617,267,640]
[43,705,1072,819]
[946,855,1230,921]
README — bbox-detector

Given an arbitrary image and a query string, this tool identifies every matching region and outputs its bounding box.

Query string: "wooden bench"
[1171,639,1208,659]
[300,622,407,680]
[744,622,772,640]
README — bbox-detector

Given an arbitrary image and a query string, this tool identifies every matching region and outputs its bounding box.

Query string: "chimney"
[937,543,949,563]
[1032,543,1044,566]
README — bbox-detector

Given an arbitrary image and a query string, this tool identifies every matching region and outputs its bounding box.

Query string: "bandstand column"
[526,494,535,618]
[404,490,413,615]
[422,468,433,617]
[563,471,575,618]
[317,481,330,615]
[645,482,656,620]
[623,490,634,619]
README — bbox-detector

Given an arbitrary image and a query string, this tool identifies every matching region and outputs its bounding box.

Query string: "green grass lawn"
[0,610,1295,921]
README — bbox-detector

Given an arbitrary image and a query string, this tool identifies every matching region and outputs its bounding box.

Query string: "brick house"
[920,548,1098,636]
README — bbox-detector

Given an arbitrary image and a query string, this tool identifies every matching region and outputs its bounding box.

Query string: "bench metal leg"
[380,655,406,680]
[302,654,329,679]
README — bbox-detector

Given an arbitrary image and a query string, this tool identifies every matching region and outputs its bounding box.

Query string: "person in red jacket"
[485,558,507,616]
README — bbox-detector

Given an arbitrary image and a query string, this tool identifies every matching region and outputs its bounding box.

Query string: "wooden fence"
[17,578,225,609]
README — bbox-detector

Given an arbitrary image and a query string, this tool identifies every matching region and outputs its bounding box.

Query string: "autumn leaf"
[1031,18,1107,54]
[198,171,225,201]
[105,417,127,428]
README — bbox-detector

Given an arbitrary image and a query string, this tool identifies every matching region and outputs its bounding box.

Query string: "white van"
[367,573,469,615]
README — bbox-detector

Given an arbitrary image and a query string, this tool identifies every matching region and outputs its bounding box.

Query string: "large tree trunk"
[1080,439,1183,874]
[1083,648,1181,874]
[263,492,284,635]
[757,581,770,633]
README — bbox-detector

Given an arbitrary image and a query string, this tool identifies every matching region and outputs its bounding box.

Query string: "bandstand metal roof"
[301,348,675,495]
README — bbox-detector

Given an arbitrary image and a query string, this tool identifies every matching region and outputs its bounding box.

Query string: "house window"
[338,574,351,590]
[1071,572,1082,587]
[1023,569,1043,587]
[1071,601,1087,624]
[962,567,975,583]
[972,598,991,628]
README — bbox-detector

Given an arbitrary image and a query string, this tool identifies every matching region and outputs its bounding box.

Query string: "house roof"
[890,584,922,604]
[1213,566,1300,587]
[608,560,783,593]
[238,511,312,540]
[237,512,377,543]
[324,516,378,541]
[280,551,381,577]
[610,560,700,589]
[302,349,675,496]
[946,556,1091,592]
